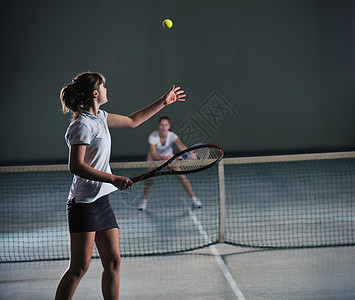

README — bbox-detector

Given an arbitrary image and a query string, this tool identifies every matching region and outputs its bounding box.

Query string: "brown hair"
[158,116,170,124]
[60,72,105,119]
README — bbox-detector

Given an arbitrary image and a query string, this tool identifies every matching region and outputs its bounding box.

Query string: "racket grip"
[130,175,143,183]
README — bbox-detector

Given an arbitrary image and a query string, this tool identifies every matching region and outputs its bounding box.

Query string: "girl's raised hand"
[162,85,186,106]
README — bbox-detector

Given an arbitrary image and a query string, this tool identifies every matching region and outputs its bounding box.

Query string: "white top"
[65,110,117,203]
[148,131,178,156]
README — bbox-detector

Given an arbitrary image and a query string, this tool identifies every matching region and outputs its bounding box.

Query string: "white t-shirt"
[148,131,178,156]
[65,110,117,203]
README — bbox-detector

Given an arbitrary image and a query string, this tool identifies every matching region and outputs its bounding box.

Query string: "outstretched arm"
[107,85,186,128]
[174,138,188,152]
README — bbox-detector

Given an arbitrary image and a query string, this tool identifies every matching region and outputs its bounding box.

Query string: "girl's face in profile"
[97,83,108,105]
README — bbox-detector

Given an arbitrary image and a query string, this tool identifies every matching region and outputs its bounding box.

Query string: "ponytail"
[60,72,105,119]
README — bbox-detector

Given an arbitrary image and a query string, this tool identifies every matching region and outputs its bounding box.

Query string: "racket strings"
[169,146,221,172]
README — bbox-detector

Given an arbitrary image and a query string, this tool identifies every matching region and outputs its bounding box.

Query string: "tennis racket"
[130,144,223,183]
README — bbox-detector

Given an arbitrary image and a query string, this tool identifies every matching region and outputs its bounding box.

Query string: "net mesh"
[224,157,355,248]
[0,152,354,262]
[169,146,222,172]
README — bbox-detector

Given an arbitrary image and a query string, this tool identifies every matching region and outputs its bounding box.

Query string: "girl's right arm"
[148,144,170,161]
[69,145,132,190]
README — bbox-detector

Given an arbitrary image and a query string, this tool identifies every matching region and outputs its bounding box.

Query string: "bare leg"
[55,232,95,300]
[143,177,154,200]
[140,169,154,210]
[95,228,121,300]
[177,174,195,198]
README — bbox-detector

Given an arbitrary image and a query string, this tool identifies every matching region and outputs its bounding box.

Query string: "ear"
[92,90,99,98]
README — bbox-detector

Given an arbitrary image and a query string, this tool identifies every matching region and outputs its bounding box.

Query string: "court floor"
[1,244,354,300]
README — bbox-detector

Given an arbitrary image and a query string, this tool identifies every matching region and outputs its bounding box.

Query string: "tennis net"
[1,152,354,262]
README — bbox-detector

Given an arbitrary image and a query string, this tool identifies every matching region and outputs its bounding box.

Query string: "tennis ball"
[162,19,173,29]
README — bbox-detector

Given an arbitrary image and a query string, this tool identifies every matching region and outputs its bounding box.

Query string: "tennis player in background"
[138,116,202,211]
[55,72,185,300]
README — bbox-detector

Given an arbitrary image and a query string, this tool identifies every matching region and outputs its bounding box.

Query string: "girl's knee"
[112,256,121,271]
[70,260,90,278]
[104,255,121,273]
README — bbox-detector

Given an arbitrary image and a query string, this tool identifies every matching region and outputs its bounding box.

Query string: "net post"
[218,159,226,243]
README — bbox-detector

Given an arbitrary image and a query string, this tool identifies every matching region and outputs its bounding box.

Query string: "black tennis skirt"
[66,194,118,233]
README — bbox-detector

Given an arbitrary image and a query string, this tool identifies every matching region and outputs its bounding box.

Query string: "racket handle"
[130,175,144,183]
[131,172,154,183]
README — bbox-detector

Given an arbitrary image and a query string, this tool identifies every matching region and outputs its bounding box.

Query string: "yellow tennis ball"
[162,19,173,29]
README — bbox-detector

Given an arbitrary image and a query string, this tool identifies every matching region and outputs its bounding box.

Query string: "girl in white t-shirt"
[138,116,201,210]
[55,72,186,300]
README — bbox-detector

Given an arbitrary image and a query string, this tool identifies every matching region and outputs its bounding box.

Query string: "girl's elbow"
[69,162,81,175]
[68,165,77,175]
[129,119,140,128]
[128,115,145,128]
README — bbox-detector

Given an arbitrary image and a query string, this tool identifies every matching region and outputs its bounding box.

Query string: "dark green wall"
[1,0,354,164]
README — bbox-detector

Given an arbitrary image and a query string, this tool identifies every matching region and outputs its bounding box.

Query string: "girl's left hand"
[162,85,186,106]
